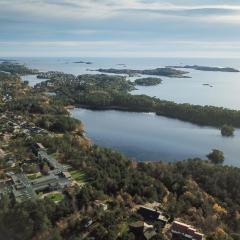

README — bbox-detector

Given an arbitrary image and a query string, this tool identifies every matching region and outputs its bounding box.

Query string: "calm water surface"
[71,108,240,167]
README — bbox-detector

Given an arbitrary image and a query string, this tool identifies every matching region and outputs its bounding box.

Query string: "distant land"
[0,58,16,62]
[203,83,213,87]
[73,61,92,64]
[96,67,190,78]
[0,61,38,75]
[116,64,127,67]
[168,65,240,72]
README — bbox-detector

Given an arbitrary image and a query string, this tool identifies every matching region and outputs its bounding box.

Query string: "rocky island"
[134,77,162,86]
[168,65,240,72]
[203,83,213,87]
[73,61,92,64]
[96,67,190,78]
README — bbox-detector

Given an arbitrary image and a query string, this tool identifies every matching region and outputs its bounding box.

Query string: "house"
[129,221,157,240]
[84,219,93,228]
[137,206,168,226]
[94,200,108,211]
[6,160,15,168]
[171,221,204,240]
[61,171,72,180]
[32,142,46,154]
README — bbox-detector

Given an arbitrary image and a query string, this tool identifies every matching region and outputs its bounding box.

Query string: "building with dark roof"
[137,206,168,226]
[32,142,46,154]
[129,221,157,240]
[30,173,71,192]
[31,174,59,192]
[38,150,60,170]
[171,221,204,240]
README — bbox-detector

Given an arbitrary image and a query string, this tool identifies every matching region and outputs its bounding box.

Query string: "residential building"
[137,206,168,226]
[171,221,204,240]
[129,221,157,240]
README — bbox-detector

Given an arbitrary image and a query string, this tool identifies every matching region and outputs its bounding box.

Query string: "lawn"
[69,170,86,183]
[27,172,42,180]
[46,192,64,202]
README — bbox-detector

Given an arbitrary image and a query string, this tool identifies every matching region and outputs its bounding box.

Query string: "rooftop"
[171,220,204,240]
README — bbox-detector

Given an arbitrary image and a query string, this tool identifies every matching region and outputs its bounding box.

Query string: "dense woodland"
[0,68,240,239]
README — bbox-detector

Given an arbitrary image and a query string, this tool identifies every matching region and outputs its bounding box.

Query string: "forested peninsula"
[35,71,240,128]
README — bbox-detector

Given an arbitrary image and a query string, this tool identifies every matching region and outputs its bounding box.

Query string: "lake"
[70,108,240,167]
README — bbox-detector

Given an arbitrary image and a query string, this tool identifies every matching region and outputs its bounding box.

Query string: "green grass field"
[69,170,86,183]
[46,192,64,202]
[27,172,42,180]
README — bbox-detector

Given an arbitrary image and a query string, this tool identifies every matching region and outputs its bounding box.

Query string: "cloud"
[1,0,240,21]
[1,0,240,29]
[1,1,240,57]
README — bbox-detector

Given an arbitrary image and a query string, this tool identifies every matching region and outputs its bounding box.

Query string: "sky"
[1,0,240,58]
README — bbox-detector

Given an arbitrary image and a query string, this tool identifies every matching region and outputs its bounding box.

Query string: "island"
[0,69,239,240]
[221,124,235,136]
[73,61,92,64]
[96,67,190,78]
[168,65,240,72]
[203,83,213,87]
[134,77,162,86]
